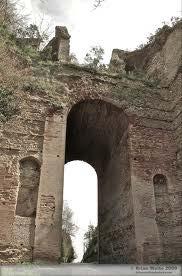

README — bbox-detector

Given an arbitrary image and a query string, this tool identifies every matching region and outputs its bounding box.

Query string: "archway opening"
[63,160,98,263]
[64,99,136,264]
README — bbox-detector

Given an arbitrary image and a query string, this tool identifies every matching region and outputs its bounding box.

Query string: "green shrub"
[23,79,46,94]
[0,86,19,121]
[40,46,52,62]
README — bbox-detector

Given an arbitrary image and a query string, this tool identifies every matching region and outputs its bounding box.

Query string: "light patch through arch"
[64,160,98,262]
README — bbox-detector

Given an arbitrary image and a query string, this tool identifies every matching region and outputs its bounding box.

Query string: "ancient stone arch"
[0,23,182,264]
[32,95,181,264]
[65,100,134,263]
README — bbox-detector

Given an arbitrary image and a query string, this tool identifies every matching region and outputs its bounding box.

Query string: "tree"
[83,224,95,250]
[60,201,78,263]
[82,224,98,263]
[62,200,78,237]
[61,230,77,263]
[69,53,79,64]
[17,24,41,40]
[0,0,26,30]
[84,46,105,69]
[94,0,105,8]
[0,0,50,50]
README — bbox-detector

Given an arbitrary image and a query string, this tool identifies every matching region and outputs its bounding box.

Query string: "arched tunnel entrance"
[65,100,136,263]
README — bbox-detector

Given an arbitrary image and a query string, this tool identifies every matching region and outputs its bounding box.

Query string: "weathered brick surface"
[0,23,181,264]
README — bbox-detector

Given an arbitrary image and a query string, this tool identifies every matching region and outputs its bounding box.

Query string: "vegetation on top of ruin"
[0,0,181,122]
[84,46,106,70]
[0,1,66,120]
[112,85,160,108]
[136,17,182,50]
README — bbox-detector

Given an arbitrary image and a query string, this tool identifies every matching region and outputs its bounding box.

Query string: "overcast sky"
[18,0,181,63]
[17,0,181,262]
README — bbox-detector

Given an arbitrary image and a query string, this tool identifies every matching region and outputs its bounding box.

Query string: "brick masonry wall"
[129,124,181,263]
[0,29,181,263]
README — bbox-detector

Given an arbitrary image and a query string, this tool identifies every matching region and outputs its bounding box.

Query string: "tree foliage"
[62,201,78,237]
[0,0,49,52]
[16,24,41,40]
[84,46,105,69]
[94,0,105,8]
[137,17,181,50]
[61,230,77,263]
[82,224,98,263]
[0,0,26,31]
[83,224,95,249]
[69,53,79,64]
[60,201,78,263]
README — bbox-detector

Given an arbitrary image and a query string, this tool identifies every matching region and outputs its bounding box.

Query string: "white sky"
[64,161,97,262]
[17,0,181,262]
[18,0,181,63]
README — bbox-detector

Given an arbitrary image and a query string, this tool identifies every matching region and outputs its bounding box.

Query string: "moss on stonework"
[112,84,163,108]
[22,76,68,111]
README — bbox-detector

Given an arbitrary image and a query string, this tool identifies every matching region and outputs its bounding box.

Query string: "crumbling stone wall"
[0,23,181,264]
[110,21,182,86]
[0,95,46,263]
[129,124,181,263]
[45,26,71,62]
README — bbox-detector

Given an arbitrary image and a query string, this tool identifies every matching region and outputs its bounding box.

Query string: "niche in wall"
[16,158,40,217]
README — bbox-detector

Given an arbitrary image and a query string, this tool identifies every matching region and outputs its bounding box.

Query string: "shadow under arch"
[19,156,42,168]
[65,99,136,263]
